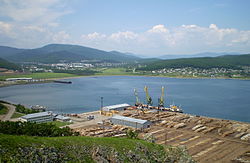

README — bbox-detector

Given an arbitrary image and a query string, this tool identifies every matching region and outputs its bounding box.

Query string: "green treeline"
[0,57,21,71]
[53,69,99,75]
[138,54,250,71]
[0,121,79,137]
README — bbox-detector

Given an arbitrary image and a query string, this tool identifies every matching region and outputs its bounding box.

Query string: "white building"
[20,112,53,123]
[110,115,151,129]
[102,103,130,112]
[55,115,71,122]
[6,78,32,81]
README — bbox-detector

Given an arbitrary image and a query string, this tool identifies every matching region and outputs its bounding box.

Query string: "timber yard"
[1,86,250,163]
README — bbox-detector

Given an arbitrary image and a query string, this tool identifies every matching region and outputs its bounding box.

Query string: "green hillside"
[139,54,250,71]
[0,44,141,63]
[0,57,21,71]
[0,134,194,162]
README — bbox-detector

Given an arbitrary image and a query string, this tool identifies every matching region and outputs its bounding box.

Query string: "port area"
[67,109,250,163]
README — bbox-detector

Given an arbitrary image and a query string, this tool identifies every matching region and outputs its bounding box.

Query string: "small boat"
[53,80,72,84]
[31,105,47,111]
[169,104,183,113]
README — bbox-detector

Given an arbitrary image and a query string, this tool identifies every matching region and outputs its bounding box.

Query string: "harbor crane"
[134,88,141,106]
[158,86,165,107]
[144,86,153,106]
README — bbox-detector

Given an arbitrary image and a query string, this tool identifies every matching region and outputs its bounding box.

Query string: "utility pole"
[100,97,103,115]
[165,131,167,145]
[101,97,103,109]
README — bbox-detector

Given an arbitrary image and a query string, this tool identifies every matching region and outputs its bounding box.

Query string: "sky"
[0,0,250,57]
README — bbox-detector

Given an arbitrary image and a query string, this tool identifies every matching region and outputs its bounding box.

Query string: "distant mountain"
[0,57,21,71]
[0,46,25,58]
[0,44,141,63]
[138,54,250,71]
[159,52,241,59]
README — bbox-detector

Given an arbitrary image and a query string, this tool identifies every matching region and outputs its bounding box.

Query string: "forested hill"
[0,44,140,63]
[0,57,21,71]
[138,54,250,70]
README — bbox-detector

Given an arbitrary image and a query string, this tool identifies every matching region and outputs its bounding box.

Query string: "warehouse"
[102,103,130,112]
[55,115,71,122]
[110,115,151,129]
[20,111,53,123]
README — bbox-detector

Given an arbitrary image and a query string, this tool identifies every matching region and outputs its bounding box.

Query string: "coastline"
[0,73,250,88]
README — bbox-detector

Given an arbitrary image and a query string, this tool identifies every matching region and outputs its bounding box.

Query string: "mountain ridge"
[0,44,141,63]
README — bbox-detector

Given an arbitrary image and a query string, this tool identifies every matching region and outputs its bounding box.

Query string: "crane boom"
[144,86,153,106]
[134,88,140,106]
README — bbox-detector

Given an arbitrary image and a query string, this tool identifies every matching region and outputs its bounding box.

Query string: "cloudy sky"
[0,0,250,56]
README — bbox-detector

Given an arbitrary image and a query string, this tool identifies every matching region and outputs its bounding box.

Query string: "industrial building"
[102,103,130,112]
[20,111,53,123]
[55,115,71,122]
[110,115,151,129]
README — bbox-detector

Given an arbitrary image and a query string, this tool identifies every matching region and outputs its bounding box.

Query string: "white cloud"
[0,21,12,33]
[79,24,250,55]
[81,32,106,40]
[109,31,138,41]
[147,24,168,33]
[52,31,70,43]
[0,0,71,25]
[0,0,73,48]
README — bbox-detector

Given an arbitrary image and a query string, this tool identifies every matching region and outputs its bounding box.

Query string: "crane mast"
[159,86,164,107]
[144,86,153,106]
[134,88,140,106]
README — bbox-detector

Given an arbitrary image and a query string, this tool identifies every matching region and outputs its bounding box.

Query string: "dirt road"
[1,104,15,121]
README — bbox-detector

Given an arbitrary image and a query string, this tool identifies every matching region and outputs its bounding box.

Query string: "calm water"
[0,76,250,122]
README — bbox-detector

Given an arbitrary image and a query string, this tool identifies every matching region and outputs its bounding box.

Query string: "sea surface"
[0,76,250,122]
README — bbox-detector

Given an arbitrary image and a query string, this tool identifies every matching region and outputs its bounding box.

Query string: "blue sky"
[0,0,250,56]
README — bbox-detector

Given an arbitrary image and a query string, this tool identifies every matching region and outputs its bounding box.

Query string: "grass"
[47,121,72,127]
[11,112,25,119]
[0,72,79,81]
[0,134,194,162]
[97,68,134,75]
[0,103,8,115]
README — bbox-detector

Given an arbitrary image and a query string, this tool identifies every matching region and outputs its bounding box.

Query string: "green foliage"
[139,54,250,71]
[15,104,38,114]
[0,100,11,104]
[0,57,21,70]
[0,121,79,137]
[126,129,139,139]
[11,112,25,118]
[143,133,156,143]
[53,69,99,75]
[47,121,72,127]
[0,134,195,163]
[0,103,8,115]
[2,44,140,63]
[0,72,78,81]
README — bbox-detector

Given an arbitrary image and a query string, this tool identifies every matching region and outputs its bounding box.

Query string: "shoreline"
[42,73,250,81]
[1,99,250,124]
[0,73,250,88]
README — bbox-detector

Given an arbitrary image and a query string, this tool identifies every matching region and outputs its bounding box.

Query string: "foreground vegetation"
[47,121,72,127]
[11,112,25,118]
[15,104,38,114]
[0,134,195,162]
[0,121,78,137]
[0,103,8,115]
